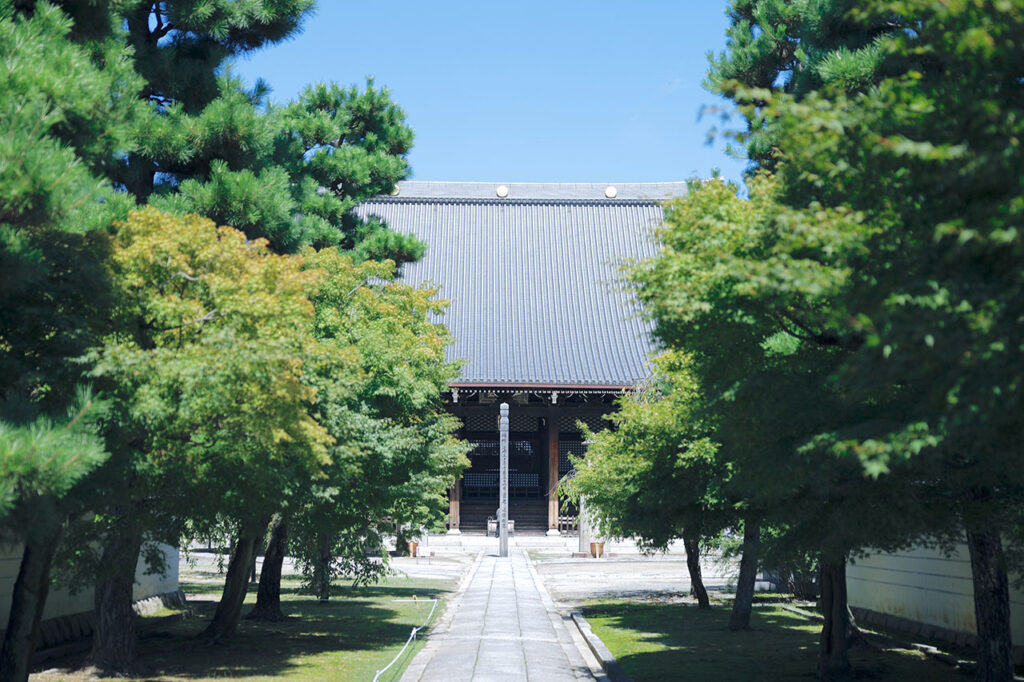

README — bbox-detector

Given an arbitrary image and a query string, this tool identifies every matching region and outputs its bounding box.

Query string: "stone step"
[460,500,550,531]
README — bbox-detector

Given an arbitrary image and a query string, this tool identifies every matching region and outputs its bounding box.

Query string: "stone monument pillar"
[578,495,591,554]
[499,403,509,557]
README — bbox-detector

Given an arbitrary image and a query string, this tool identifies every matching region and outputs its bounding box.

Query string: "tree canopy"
[575,1,1024,679]
[0,4,143,677]
[1,1,460,678]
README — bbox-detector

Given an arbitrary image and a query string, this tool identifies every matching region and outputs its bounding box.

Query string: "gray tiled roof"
[356,181,687,389]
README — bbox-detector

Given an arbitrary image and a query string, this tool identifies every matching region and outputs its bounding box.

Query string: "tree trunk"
[965,527,1014,682]
[682,528,710,609]
[200,525,263,643]
[0,500,63,682]
[315,533,332,602]
[818,556,853,681]
[87,529,143,674]
[247,516,287,622]
[729,517,761,631]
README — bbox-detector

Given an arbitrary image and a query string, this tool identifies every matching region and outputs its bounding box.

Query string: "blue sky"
[231,2,747,185]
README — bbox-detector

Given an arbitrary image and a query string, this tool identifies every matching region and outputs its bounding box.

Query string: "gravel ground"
[178,548,474,589]
[532,556,737,608]
[181,540,738,609]
[387,553,476,581]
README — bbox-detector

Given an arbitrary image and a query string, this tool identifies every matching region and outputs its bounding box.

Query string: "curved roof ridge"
[392,180,687,201]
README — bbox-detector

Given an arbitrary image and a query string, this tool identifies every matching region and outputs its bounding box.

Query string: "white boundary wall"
[847,543,1024,643]
[0,543,179,624]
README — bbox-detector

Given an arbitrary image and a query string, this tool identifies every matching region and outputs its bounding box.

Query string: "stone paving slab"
[401,549,597,681]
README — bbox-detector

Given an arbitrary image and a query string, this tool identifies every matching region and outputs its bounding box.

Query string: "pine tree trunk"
[200,527,262,643]
[87,529,143,674]
[247,516,287,622]
[965,527,1014,682]
[818,556,853,681]
[729,517,761,631]
[682,528,710,609]
[0,501,63,682]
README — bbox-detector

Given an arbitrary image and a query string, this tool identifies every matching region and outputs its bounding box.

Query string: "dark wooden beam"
[449,404,611,417]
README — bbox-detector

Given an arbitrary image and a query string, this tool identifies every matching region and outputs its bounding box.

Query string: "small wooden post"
[499,403,509,557]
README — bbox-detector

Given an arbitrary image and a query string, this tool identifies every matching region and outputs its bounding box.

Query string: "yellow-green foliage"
[94,208,332,521]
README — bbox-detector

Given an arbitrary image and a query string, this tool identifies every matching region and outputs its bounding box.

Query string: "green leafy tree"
[710,2,1024,679]
[0,395,109,682]
[115,0,314,199]
[85,0,420,262]
[564,352,726,610]
[76,208,330,665]
[624,176,947,679]
[32,0,421,666]
[249,250,468,614]
[3,0,429,674]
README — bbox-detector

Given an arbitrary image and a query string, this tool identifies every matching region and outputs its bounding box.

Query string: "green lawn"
[34,575,455,681]
[584,600,970,681]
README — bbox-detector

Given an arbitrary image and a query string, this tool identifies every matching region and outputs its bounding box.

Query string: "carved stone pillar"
[447,479,461,534]
[547,412,560,535]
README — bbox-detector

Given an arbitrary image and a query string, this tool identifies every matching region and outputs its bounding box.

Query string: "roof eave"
[450,382,634,393]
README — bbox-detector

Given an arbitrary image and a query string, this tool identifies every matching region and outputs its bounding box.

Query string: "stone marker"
[499,403,509,557]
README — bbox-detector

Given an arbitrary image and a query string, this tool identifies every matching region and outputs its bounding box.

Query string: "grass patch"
[584,600,970,681]
[35,574,455,681]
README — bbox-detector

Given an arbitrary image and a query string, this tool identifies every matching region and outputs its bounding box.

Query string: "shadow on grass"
[135,601,407,679]
[50,582,452,680]
[583,602,968,682]
[180,580,450,601]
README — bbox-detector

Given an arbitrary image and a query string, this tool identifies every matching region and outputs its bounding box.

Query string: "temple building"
[356,181,687,534]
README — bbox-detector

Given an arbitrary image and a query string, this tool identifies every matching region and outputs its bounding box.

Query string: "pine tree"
[707,0,899,169]
[0,2,143,678]
[2,1,447,676]
[38,1,422,668]
[112,1,420,262]
[152,78,422,260]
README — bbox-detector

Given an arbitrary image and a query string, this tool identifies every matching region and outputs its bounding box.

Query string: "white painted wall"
[847,544,1024,643]
[0,542,179,625]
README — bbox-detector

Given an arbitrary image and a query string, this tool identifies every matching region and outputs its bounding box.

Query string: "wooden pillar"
[546,412,560,535]
[447,479,461,534]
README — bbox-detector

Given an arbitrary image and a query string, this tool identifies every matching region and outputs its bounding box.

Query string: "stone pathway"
[401,549,598,681]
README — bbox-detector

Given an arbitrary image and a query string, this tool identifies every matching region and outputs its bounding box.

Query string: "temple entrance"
[446,394,617,535]
[458,433,547,532]
[461,435,541,500]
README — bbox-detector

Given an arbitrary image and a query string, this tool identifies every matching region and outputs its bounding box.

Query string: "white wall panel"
[0,542,179,625]
[848,544,1024,643]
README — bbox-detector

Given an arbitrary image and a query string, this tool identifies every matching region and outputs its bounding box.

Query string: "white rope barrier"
[372,598,439,682]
